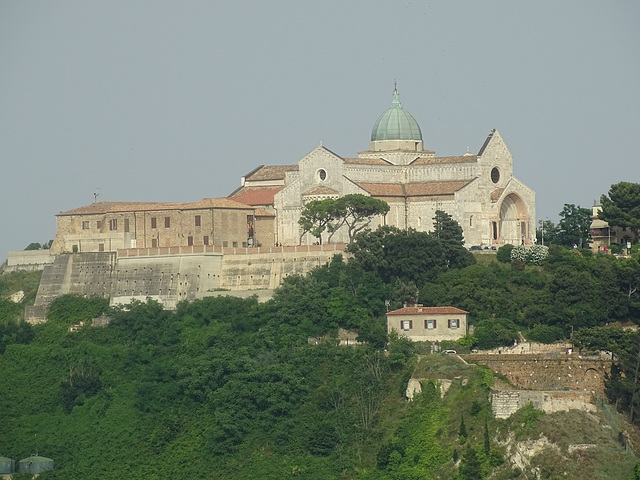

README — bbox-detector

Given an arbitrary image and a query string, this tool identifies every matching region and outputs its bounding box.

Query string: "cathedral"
[230,87,536,247]
[50,88,535,254]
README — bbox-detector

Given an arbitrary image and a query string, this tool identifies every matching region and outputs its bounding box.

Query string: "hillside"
[0,293,638,479]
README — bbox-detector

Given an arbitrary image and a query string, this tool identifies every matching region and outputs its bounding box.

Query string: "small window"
[425,319,437,329]
[82,221,90,230]
[151,217,157,229]
[232,241,238,248]
[151,238,158,248]
[98,243,105,252]
[448,319,459,329]
[195,215,201,227]
[187,236,193,246]
[124,218,130,233]
[223,241,228,247]
[401,320,413,331]
[97,221,102,229]
[203,236,209,245]
[109,219,117,231]
[317,169,327,181]
[165,217,170,228]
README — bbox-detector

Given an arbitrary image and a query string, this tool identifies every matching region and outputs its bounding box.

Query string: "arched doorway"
[499,194,529,245]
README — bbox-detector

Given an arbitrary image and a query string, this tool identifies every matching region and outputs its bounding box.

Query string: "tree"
[556,203,592,247]
[432,210,475,268]
[346,226,448,286]
[536,219,558,246]
[298,198,337,244]
[329,194,390,243]
[600,182,640,242]
[24,242,42,250]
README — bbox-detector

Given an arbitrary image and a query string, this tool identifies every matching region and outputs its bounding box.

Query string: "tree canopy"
[298,194,389,244]
[600,182,640,242]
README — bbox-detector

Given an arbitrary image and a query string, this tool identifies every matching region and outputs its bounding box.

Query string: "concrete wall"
[492,390,595,419]
[5,250,55,272]
[28,244,347,322]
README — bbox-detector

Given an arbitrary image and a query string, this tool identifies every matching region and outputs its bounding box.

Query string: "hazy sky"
[1,1,639,259]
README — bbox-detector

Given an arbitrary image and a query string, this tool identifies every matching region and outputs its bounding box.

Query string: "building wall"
[273,130,535,247]
[27,244,348,322]
[52,206,258,254]
[387,312,467,342]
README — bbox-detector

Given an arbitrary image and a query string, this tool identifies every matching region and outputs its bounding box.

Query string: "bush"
[473,318,518,350]
[526,324,566,343]
[497,244,514,263]
[510,245,549,266]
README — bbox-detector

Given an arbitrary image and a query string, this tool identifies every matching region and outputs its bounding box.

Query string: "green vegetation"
[2,210,640,478]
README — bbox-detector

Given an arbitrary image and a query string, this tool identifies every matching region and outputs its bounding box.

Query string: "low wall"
[464,354,609,394]
[492,390,595,419]
[28,245,347,321]
[5,250,55,272]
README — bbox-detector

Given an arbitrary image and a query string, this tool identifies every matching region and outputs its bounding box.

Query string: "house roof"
[57,198,252,216]
[228,186,282,206]
[244,164,299,181]
[387,305,469,316]
[356,180,470,197]
[411,154,477,165]
[254,208,276,217]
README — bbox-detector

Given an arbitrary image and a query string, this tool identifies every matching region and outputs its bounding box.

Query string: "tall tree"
[298,198,337,244]
[328,194,389,243]
[600,182,640,242]
[556,203,592,247]
[432,210,475,268]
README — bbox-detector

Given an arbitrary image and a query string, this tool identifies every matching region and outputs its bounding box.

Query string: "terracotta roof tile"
[57,198,252,216]
[245,165,298,181]
[387,306,469,316]
[254,208,276,217]
[343,157,393,165]
[229,186,282,206]
[411,155,477,165]
[303,186,340,196]
[356,180,470,197]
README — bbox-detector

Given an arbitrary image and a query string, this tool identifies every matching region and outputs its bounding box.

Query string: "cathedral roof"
[244,165,298,181]
[371,88,422,142]
[57,198,252,216]
[228,186,282,206]
[411,155,477,165]
[356,180,470,197]
[343,157,393,165]
[303,186,340,196]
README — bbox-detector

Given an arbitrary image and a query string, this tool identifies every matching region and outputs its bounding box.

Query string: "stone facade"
[386,305,468,342]
[51,198,274,254]
[231,89,535,247]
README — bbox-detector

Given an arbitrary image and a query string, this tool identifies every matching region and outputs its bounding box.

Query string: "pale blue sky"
[1,1,639,259]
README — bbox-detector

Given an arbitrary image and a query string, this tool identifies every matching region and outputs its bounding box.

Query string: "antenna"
[93,187,101,203]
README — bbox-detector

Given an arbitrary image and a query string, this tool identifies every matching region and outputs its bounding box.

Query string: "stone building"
[51,198,275,254]
[386,305,469,342]
[230,87,536,247]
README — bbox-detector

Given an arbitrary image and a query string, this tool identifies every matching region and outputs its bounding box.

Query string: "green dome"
[371,88,422,142]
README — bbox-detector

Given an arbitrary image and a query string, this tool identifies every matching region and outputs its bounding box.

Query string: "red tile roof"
[356,180,470,197]
[411,155,477,165]
[229,186,282,206]
[387,306,469,316]
[343,157,393,165]
[244,165,298,181]
[57,198,252,216]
